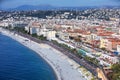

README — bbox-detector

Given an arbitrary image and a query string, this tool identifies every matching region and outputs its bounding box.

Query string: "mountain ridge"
[3,5,120,11]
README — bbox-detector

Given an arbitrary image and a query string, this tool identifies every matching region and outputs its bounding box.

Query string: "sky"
[0,0,120,9]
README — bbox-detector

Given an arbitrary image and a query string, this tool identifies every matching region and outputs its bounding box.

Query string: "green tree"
[110,63,120,80]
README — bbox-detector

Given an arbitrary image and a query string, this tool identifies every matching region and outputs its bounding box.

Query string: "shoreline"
[0,28,87,80]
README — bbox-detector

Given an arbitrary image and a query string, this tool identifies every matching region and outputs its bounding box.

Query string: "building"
[12,21,28,28]
[46,31,56,41]
[0,21,10,27]
[100,38,109,49]
[100,38,120,51]
[99,53,119,66]
[57,31,70,42]
[25,21,41,34]
[117,45,120,55]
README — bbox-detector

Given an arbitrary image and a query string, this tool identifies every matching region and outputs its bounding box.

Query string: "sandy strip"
[0,28,87,80]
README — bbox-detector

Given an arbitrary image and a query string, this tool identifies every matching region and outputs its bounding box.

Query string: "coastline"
[0,28,87,80]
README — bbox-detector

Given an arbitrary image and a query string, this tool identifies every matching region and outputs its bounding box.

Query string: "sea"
[0,34,57,80]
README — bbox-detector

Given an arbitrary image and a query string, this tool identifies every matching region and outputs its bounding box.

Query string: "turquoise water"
[0,34,57,80]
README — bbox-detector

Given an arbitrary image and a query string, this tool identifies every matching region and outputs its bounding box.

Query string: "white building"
[99,53,119,66]
[117,45,120,55]
[25,21,41,34]
[0,21,9,27]
[46,31,56,41]
[12,21,28,28]
[61,25,73,29]
[57,31,70,42]
[37,26,48,36]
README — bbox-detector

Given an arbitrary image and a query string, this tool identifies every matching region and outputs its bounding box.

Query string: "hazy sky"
[0,0,120,9]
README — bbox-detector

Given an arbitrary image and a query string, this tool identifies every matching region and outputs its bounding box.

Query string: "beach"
[0,28,87,80]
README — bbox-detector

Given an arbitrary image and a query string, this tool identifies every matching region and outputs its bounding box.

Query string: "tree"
[38,35,46,40]
[31,33,37,37]
[101,48,106,51]
[110,63,120,80]
[91,78,95,80]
